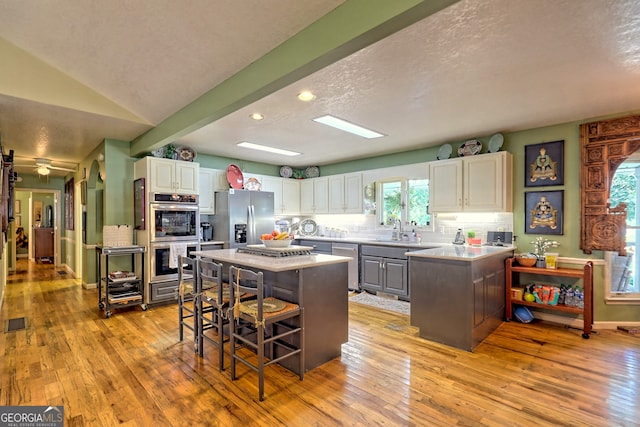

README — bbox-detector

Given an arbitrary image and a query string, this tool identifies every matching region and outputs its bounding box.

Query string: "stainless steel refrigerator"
[211,190,275,248]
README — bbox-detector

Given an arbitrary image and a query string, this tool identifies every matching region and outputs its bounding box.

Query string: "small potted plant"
[531,237,559,268]
[467,230,481,245]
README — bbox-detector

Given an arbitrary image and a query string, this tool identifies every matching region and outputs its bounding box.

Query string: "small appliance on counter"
[200,221,213,241]
[486,231,513,246]
[275,219,291,234]
[453,228,465,245]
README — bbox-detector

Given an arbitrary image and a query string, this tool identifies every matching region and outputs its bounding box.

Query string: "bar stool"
[229,265,304,401]
[197,258,229,370]
[177,256,197,351]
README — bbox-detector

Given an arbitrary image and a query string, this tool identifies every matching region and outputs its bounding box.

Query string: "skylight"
[313,115,384,139]
[237,141,300,156]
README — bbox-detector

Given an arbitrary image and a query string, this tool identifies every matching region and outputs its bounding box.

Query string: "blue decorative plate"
[488,133,504,153]
[437,144,452,160]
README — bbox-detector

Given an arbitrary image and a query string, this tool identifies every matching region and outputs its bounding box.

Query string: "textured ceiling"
[2,0,640,176]
[178,0,640,167]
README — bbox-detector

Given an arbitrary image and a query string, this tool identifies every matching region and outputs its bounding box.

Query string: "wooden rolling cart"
[96,245,147,318]
[505,257,594,338]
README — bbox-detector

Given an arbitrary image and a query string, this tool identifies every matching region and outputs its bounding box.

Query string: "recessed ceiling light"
[237,141,301,157]
[313,115,384,139]
[297,91,316,102]
[250,113,264,121]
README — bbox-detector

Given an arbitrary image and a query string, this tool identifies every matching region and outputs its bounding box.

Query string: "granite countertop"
[192,248,351,272]
[406,244,515,261]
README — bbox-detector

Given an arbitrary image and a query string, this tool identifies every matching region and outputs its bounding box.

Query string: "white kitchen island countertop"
[192,249,351,272]
[406,244,515,261]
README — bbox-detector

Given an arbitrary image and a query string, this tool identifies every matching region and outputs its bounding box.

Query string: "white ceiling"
[2,0,640,176]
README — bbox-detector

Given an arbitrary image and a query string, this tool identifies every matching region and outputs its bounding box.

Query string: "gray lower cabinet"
[149,280,179,304]
[297,239,332,254]
[409,252,510,351]
[361,245,409,300]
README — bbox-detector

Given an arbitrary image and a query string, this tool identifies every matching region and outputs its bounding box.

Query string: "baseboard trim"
[532,311,640,330]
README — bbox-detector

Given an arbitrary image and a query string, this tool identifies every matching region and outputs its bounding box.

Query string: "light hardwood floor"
[1,259,638,426]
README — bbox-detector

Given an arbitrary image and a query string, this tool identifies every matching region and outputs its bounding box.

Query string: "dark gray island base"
[408,246,514,351]
[192,249,350,373]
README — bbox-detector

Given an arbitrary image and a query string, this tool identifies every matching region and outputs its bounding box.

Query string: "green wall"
[307,118,640,323]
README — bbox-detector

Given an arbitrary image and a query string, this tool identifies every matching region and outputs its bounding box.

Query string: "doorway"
[13,189,61,266]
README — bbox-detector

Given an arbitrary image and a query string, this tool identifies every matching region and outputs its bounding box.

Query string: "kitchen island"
[192,248,351,373]
[407,245,514,351]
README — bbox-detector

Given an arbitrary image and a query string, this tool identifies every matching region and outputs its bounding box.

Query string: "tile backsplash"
[288,212,514,244]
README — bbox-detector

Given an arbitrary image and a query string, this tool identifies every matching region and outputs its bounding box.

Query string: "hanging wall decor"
[525,140,564,187]
[525,190,564,235]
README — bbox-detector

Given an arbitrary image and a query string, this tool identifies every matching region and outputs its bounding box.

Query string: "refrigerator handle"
[248,205,255,243]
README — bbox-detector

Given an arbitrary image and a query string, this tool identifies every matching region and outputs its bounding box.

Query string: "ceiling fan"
[14,157,77,176]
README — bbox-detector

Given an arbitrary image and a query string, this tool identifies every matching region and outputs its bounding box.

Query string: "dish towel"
[169,243,188,269]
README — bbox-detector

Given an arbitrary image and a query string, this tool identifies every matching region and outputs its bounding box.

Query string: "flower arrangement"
[531,237,559,258]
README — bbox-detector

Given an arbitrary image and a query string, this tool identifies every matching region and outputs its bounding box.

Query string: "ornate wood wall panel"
[580,115,640,254]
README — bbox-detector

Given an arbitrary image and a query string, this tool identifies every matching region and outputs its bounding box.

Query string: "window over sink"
[378,178,430,230]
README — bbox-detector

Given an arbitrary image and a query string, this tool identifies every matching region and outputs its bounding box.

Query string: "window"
[608,162,639,299]
[379,178,430,229]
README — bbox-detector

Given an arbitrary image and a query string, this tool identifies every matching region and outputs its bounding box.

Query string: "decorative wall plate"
[226,164,244,189]
[437,144,452,160]
[488,133,504,153]
[280,165,293,178]
[151,147,165,158]
[458,140,482,156]
[304,166,320,178]
[299,218,318,236]
[176,146,196,161]
[243,177,261,191]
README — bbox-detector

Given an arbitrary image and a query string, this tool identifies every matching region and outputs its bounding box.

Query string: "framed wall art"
[525,190,564,235]
[525,140,564,187]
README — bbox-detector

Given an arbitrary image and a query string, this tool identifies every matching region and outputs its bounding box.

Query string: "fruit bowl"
[261,239,292,248]
[515,255,537,267]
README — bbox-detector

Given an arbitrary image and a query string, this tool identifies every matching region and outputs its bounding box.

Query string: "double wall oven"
[147,193,200,302]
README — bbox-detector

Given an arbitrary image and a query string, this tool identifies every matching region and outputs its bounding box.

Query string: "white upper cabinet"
[134,157,199,195]
[262,176,300,215]
[300,177,329,214]
[429,151,512,212]
[199,168,223,214]
[429,159,464,211]
[329,173,363,213]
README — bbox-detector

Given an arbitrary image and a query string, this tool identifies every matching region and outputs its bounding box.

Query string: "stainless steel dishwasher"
[332,242,359,291]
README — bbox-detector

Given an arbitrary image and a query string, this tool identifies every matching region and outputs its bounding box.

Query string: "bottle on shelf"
[575,286,584,309]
